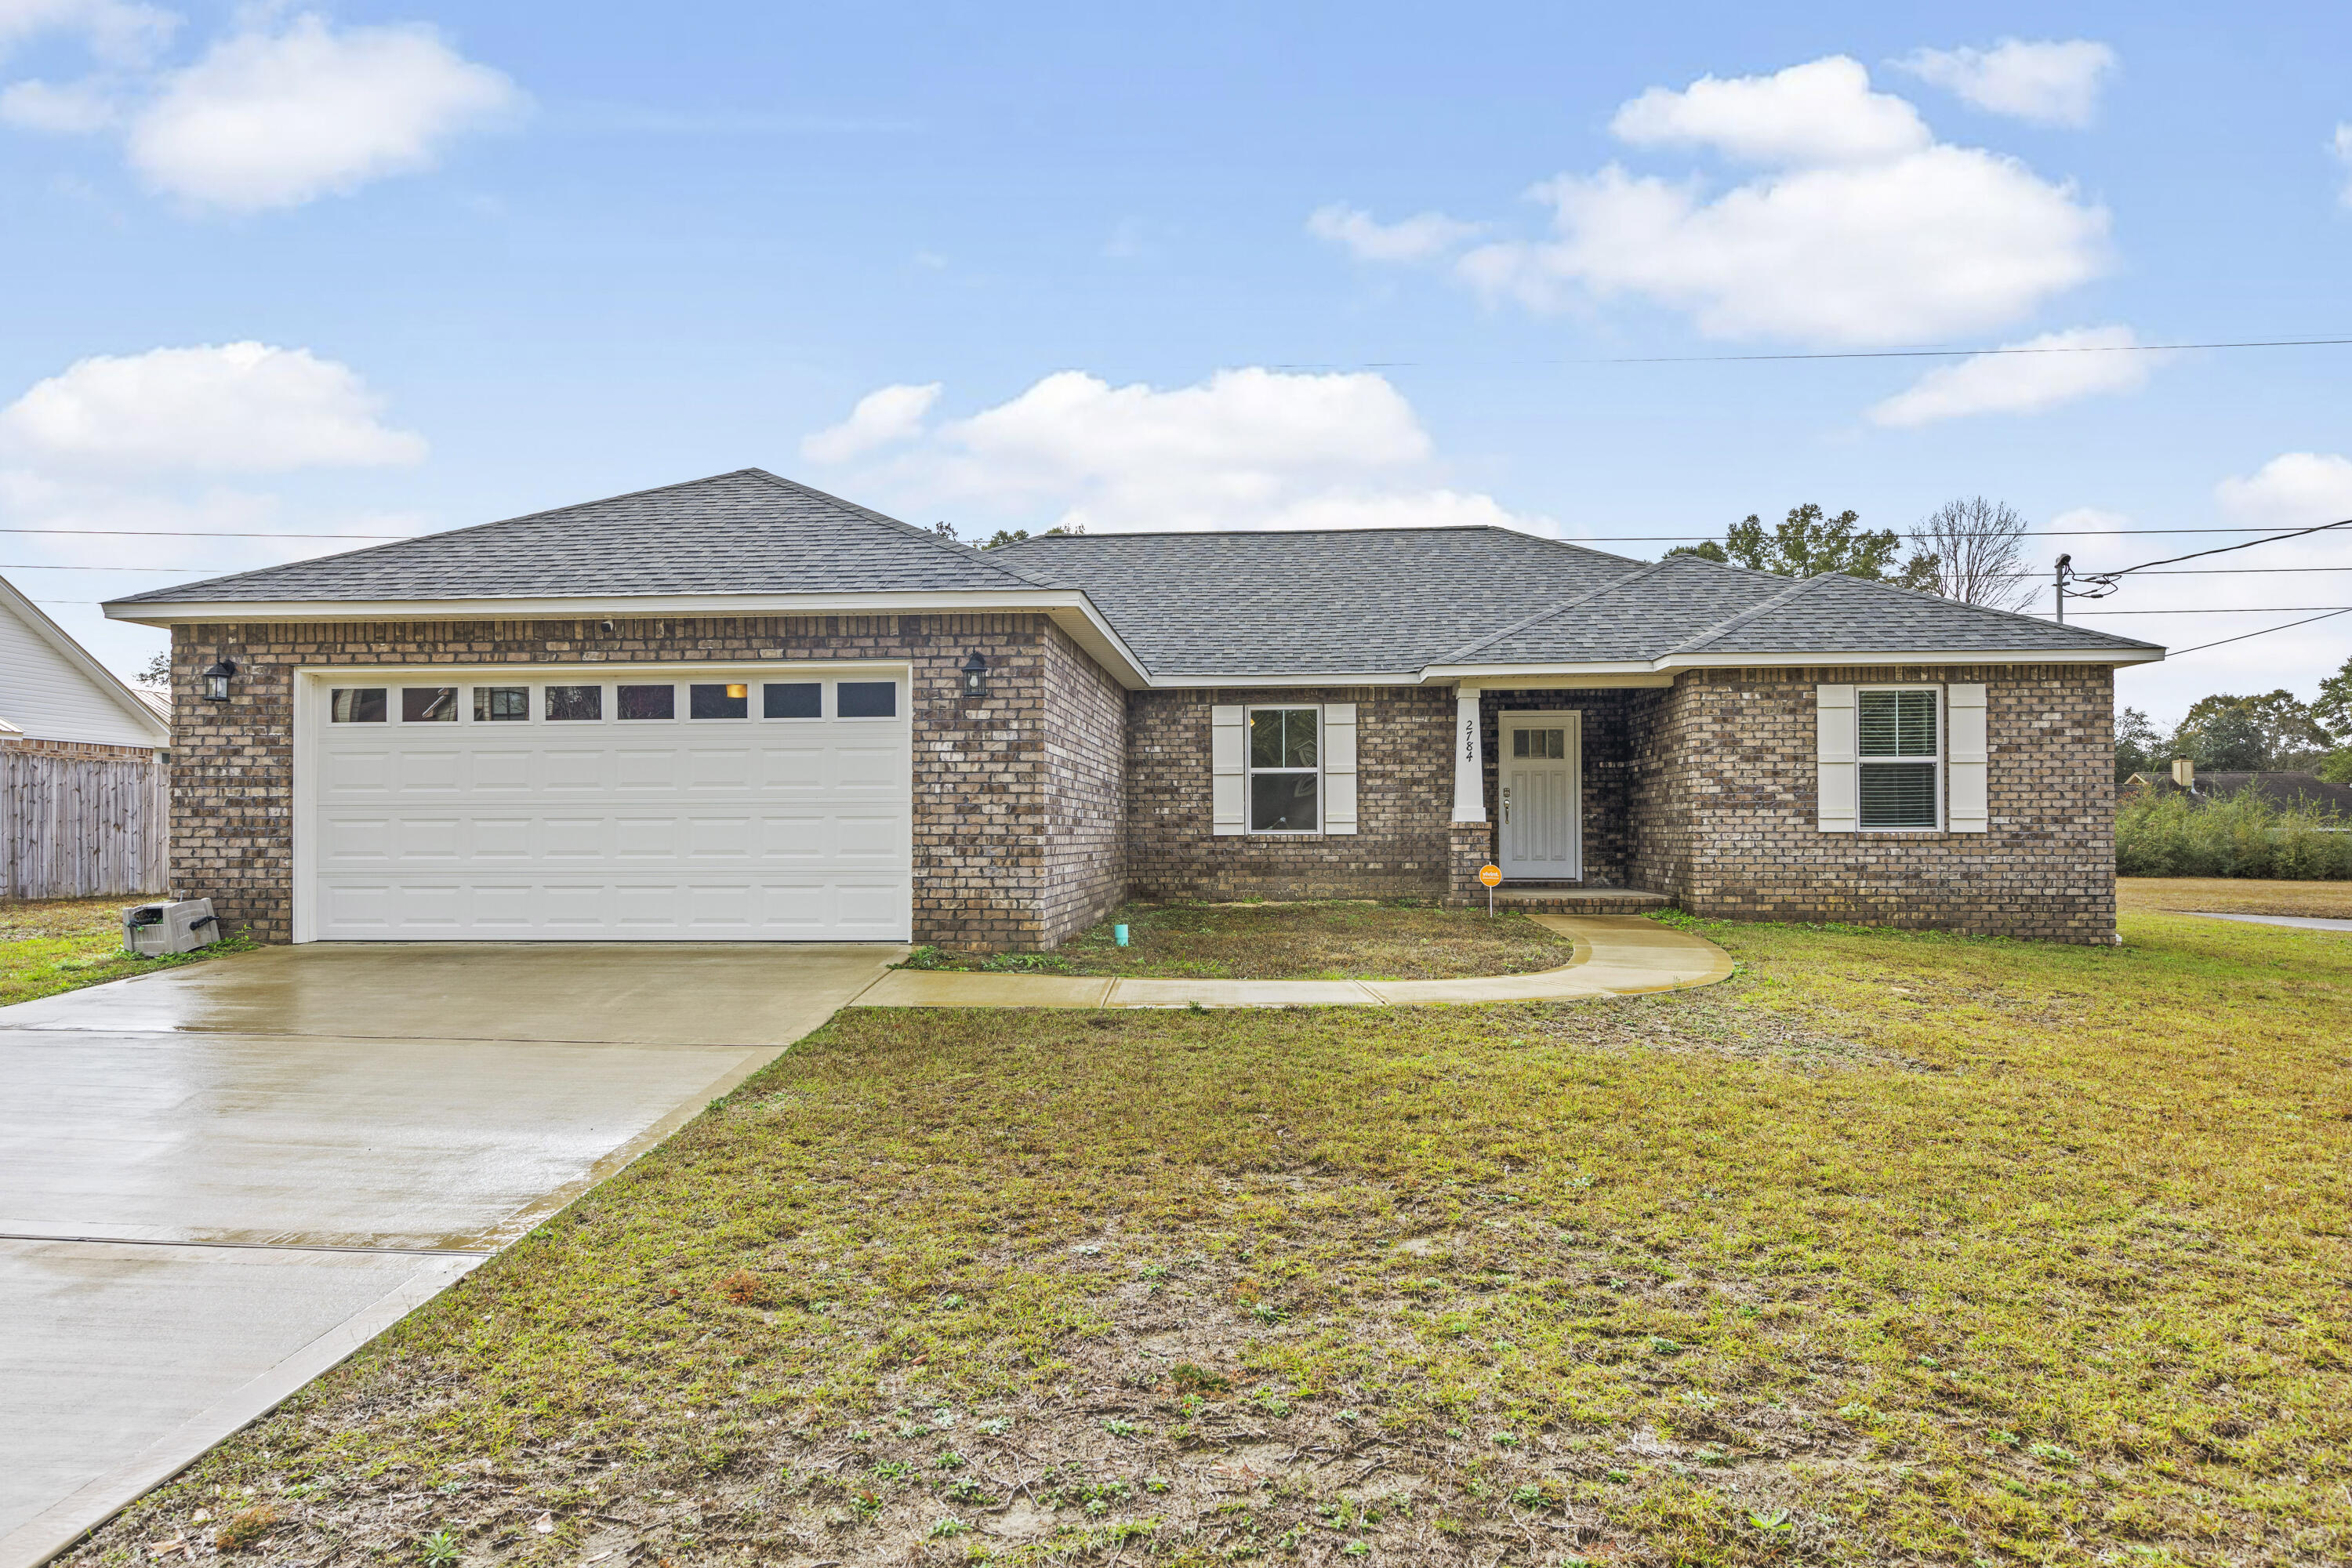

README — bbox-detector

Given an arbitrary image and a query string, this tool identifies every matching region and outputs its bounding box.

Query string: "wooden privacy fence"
[0,749,168,898]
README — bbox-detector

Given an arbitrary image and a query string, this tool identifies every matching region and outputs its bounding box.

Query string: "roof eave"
[1424,645,2165,681]
[103,588,1155,690]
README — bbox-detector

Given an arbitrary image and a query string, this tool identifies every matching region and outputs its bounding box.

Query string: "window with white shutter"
[1856,687,1942,829]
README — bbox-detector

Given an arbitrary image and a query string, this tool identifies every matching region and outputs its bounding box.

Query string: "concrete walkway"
[0,942,900,1568]
[2189,909,2352,933]
[851,913,1733,1008]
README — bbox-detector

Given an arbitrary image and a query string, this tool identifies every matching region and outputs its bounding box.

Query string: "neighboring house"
[0,573,170,757]
[104,469,2161,949]
[1,572,172,897]
[2124,768,2352,815]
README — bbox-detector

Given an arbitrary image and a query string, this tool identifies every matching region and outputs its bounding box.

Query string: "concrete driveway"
[0,941,899,1567]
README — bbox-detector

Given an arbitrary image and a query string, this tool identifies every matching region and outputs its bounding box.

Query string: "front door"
[1499,713,1581,880]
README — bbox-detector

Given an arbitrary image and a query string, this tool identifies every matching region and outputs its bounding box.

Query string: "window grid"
[1857,687,1941,830]
[1247,706,1320,833]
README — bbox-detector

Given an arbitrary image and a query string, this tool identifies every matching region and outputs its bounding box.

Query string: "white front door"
[300,666,912,941]
[1499,712,1581,880]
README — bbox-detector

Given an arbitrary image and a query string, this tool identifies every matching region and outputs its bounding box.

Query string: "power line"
[2165,608,2352,658]
[1270,334,2352,370]
[2067,605,2352,615]
[0,528,408,540]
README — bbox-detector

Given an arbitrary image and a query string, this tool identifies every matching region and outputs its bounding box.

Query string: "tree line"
[2118,670,2352,786]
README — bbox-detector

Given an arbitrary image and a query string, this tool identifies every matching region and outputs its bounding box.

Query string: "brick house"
[104,469,2161,949]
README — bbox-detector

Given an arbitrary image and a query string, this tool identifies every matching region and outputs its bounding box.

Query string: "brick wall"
[1036,622,1127,942]
[1625,664,2118,942]
[1125,686,1454,901]
[165,614,1114,950]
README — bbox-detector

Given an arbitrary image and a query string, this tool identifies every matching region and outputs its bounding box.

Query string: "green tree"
[2314,652,2352,741]
[1668,503,1939,590]
[2172,691,2333,772]
[2114,706,2167,785]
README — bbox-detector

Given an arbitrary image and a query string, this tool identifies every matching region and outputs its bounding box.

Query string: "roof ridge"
[987,522,1645,568]
[740,470,1039,587]
[1657,570,1835,656]
[1432,558,1672,665]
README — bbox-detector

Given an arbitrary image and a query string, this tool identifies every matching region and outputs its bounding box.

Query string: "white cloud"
[1307,202,1483,263]
[123,13,521,209]
[2334,124,2352,206]
[800,382,941,464]
[2215,452,2352,528]
[1867,326,2157,426]
[0,342,427,472]
[1424,56,2109,346]
[1609,56,1928,165]
[1896,39,2117,129]
[0,72,114,129]
[806,367,1555,537]
[0,0,175,66]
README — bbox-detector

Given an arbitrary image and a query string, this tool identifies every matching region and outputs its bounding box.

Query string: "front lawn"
[68,909,2351,1566]
[905,898,1576,980]
[0,895,249,1008]
[2122,877,2352,922]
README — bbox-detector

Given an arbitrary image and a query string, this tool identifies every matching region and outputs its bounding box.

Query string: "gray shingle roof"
[991,526,1647,677]
[107,469,2163,674]
[109,470,1031,604]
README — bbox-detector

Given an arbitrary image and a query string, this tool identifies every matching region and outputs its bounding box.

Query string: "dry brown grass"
[2121,877,2352,920]
[61,909,2352,1567]
[904,899,1575,980]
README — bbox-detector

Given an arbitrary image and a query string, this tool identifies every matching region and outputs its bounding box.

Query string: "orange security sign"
[1479,863,1503,887]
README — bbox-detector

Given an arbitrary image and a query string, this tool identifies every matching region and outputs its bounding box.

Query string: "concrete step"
[1478,887,1672,915]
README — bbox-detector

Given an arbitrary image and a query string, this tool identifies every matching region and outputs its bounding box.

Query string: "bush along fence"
[0,746,169,898]
[2116,785,2352,880]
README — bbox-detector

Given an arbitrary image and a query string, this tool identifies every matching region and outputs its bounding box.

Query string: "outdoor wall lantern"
[199,659,238,702]
[960,649,989,697]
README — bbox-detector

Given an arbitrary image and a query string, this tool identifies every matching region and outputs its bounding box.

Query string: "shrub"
[2116,786,2352,880]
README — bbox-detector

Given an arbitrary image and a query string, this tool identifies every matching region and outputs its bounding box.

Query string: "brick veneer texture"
[1124,686,1455,902]
[166,614,1112,950]
[1624,665,2118,942]
[0,735,159,760]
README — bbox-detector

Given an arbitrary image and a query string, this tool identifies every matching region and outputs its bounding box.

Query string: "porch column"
[1450,684,1485,822]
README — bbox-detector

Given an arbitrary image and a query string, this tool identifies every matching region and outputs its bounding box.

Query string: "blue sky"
[3,2,2349,724]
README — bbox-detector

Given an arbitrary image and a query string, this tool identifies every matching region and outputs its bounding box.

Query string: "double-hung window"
[1247,707,1319,832]
[1857,688,1940,829]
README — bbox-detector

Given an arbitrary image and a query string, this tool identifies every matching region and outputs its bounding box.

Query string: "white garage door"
[304,667,911,941]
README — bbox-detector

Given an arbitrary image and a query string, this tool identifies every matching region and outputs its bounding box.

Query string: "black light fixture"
[199,659,238,702]
[960,649,989,697]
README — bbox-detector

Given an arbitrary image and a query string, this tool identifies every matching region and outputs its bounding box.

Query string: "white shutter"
[1211,704,1245,836]
[1946,683,1988,833]
[1817,684,1857,833]
[1322,702,1358,834]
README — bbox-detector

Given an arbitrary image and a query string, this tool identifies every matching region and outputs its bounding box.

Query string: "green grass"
[900,898,1576,980]
[0,895,252,1007]
[64,910,2352,1566]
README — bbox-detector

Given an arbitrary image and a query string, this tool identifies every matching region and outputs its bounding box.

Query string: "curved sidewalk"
[848,914,1733,1010]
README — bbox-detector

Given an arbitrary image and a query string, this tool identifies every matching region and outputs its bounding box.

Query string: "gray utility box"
[123,898,221,956]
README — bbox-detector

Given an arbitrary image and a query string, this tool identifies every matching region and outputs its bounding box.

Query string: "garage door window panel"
[837,681,897,719]
[690,682,750,720]
[331,688,387,724]
[474,687,528,721]
[619,684,676,720]
[764,682,821,719]
[546,685,602,721]
[401,688,458,723]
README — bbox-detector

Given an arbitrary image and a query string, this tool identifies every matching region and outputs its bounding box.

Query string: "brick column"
[1446,822,1495,906]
